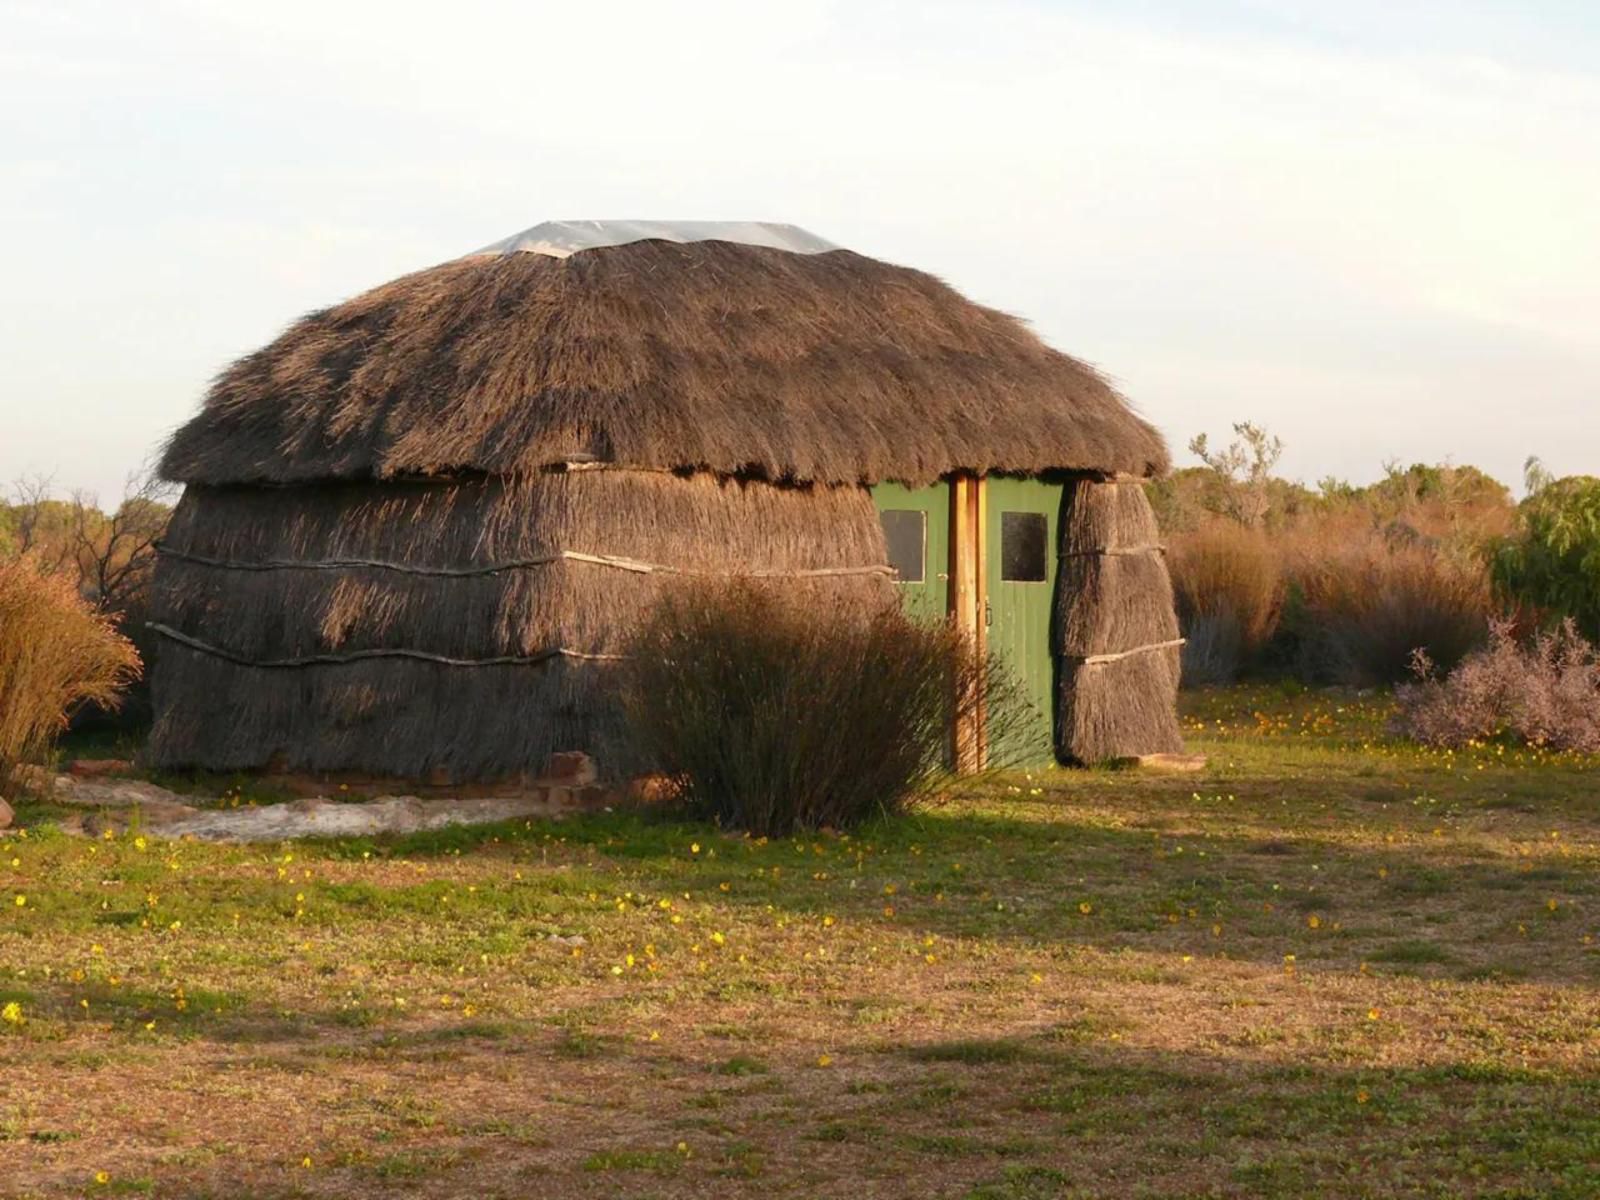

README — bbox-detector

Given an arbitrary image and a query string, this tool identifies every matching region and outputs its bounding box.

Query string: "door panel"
[871,482,950,624]
[985,476,1063,764]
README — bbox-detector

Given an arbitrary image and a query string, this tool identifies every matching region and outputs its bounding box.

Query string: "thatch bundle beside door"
[1056,478,1185,761]
[149,221,1183,781]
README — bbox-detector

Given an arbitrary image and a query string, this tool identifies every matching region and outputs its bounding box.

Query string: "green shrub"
[1492,474,1600,640]
[0,555,141,791]
[619,584,1021,836]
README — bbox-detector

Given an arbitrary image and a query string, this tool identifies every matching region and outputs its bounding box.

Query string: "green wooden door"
[872,482,949,624]
[985,476,1063,763]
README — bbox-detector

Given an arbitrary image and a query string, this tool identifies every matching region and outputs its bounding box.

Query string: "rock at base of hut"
[0,798,12,830]
[1111,753,1208,773]
[67,759,135,779]
[541,752,598,787]
[626,774,678,804]
[46,772,618,845]
[52,776,196,810]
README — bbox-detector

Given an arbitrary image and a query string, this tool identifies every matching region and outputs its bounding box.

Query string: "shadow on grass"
[12,746,1598,996]
[273,795,1600,986]
[14,1019,1600,1200]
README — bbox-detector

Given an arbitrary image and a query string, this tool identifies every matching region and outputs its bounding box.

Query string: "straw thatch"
[1055,478,1185,762]
[151,233,1182,779]
[159,240,1168,489]
[149,470,894,778]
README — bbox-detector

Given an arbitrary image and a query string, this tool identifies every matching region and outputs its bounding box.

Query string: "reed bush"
[1290,539,1492,686]
[619,585,1025,836]
[0,556,140,791]
[1167,524,1284,684]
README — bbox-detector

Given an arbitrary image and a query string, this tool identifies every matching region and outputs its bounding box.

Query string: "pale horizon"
[4,0,1597,504]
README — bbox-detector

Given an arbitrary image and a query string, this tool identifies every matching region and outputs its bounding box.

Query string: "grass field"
[3,686,1598,1199]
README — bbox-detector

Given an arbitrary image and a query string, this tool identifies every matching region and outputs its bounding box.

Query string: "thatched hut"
[150,220,1182,781]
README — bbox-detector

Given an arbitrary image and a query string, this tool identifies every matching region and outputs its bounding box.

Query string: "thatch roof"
[161,238,1170,487]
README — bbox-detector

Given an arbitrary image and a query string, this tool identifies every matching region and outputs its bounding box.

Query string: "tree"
[1187,422,1284,528]
[1492,460,1600,639]
[2,468,174,616]
[2,474,77,573]
[68,470,176,617]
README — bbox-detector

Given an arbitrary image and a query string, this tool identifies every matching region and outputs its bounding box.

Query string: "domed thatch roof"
[161,230,1169,487]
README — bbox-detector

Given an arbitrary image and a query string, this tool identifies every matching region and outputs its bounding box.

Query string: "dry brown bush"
[1288,535,1493,686]
[0,555,141,790]
[1394,619,1600,752]
[1167,523,1285,684]
[619,584,1028,836]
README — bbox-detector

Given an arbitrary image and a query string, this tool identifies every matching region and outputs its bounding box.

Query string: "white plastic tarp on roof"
[471,219,839,258]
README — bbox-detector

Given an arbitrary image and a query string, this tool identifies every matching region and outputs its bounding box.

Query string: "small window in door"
[1000,512,1048,582]
[880,510,926,583]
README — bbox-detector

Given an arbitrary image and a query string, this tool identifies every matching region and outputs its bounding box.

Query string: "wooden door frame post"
[950,473,989,773]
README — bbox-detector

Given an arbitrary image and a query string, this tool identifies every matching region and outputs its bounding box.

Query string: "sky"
[3,0,1597,504]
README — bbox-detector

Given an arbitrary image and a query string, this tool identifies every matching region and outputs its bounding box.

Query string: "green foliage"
[1162,436,1512,541]
[1492,473,1600,638]
[1187,421,1285,528]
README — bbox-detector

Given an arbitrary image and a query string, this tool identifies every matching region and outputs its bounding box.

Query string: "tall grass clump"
[619,585,1024,836]
[1289,536,1493,686]
[1394,619,1600,753]
[0,555,141,791]
[1167,523,1284,684]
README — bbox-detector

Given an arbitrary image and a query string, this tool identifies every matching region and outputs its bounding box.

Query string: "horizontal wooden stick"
[1058,544,1167,558]
[1067,638,1187,666]
[147,623,624,669]
[157,544,894,581]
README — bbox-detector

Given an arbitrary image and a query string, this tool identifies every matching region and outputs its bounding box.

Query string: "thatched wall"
[160,240,1169,489]
[1055,478,1184,762]
[148,470,895,780]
